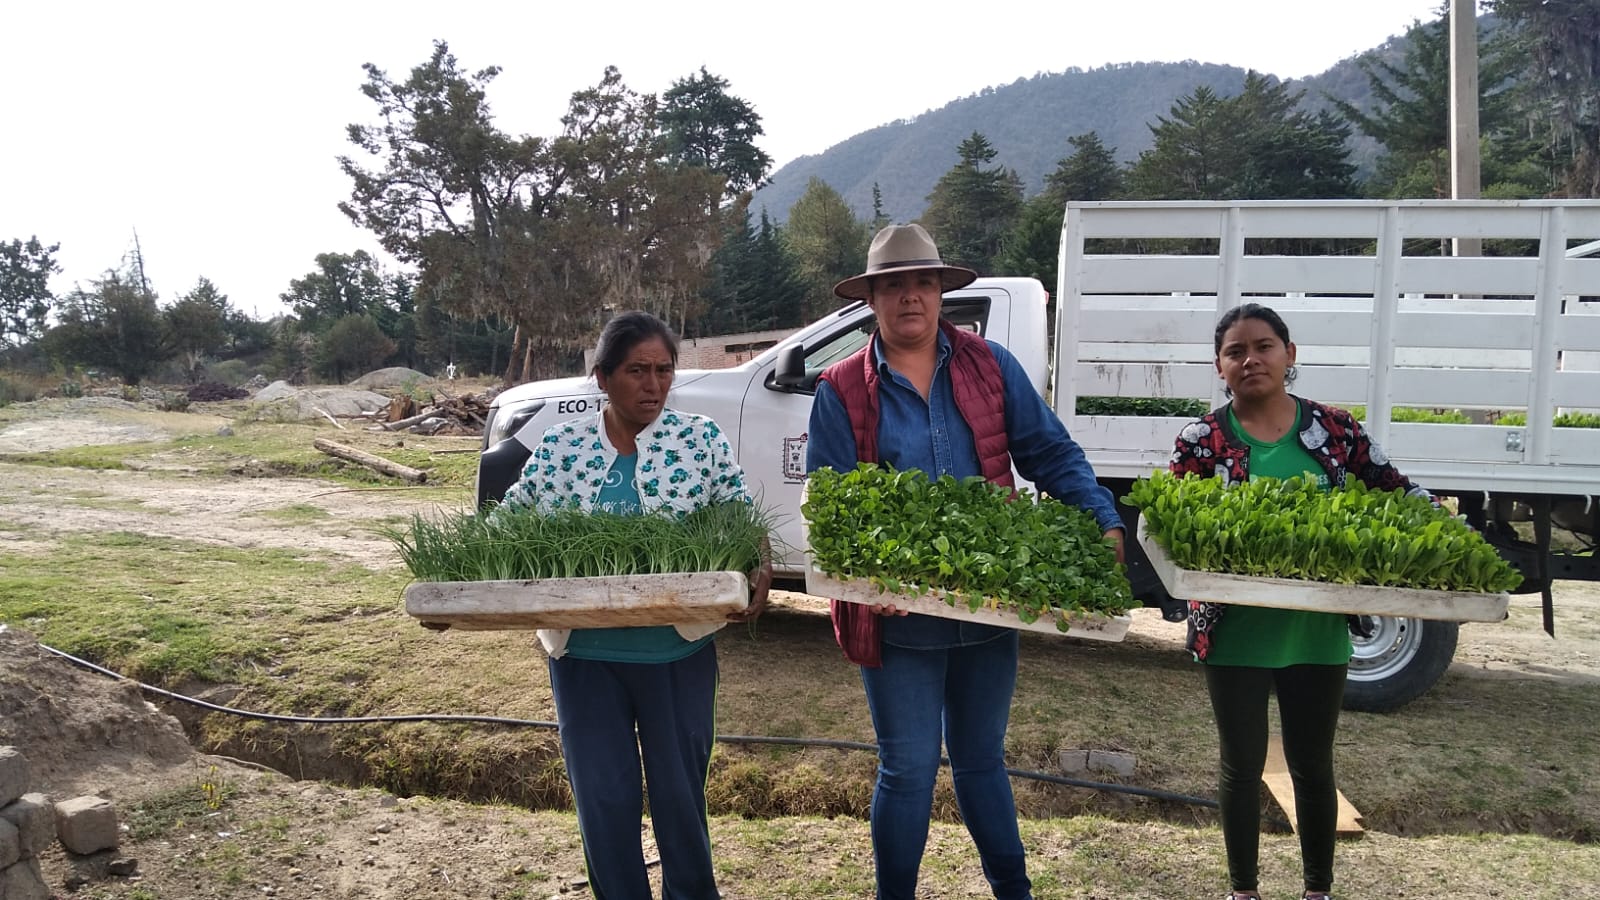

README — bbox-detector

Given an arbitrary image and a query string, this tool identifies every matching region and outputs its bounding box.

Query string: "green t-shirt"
[563,453,714,664]
[1202,406,1352,668]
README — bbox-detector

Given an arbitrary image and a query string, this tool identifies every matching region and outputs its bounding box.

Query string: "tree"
[165,278,229,382]
[1492,0,1600,197]
[870,183,891,232]
[1043,132,1126,205]
[784,178,868,318]
[993,194,1065,296]
[280,251,391,333]
[1,236,59,351]
[44,270,167,385]
[340,41,566,383]
[1330,11,1523,198]
[659,67,772,197]
[920,132,1025,272]
[314,314,396,383]
[1129,73,1358,200]
[697,203,808,335]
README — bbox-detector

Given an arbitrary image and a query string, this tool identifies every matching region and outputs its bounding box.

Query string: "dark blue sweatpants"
[549,643,720,900]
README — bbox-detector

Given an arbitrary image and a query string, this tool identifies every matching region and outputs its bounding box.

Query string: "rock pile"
[1,745,124,899]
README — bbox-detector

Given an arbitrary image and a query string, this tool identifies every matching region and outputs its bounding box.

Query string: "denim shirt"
[806,331,1121,649]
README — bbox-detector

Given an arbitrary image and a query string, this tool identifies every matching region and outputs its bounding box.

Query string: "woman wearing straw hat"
[805,224,1125,899]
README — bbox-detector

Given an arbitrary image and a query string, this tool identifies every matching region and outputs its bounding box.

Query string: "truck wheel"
[1343,617,1458,713]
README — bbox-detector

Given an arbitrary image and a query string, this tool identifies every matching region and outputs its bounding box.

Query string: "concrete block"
[55,795,119,855]
[0,816,19,868]
[1,794,55,857]
[0,746,29,807]
[0,856,53,900]
[1087,749,1137,777]
[1057,749,1090,774]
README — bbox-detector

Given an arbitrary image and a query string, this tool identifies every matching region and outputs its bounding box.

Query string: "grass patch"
[257,503,333,524]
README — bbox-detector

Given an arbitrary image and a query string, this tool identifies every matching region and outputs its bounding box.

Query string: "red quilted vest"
[815,320,1014,667]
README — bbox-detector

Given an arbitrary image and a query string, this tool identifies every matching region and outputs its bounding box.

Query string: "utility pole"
[1450,0,1482,257]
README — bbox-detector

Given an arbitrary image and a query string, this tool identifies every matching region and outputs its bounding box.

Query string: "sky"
[2,0,1455,320]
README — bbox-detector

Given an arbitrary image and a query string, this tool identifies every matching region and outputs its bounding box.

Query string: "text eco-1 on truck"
[477,199,1600,713]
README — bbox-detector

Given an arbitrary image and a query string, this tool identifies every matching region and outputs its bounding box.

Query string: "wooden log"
[381,408,441,431]
[312,438,428,483]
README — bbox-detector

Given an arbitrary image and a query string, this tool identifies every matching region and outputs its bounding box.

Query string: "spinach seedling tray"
[403,571,750,631]
[804,564,1131,642]
[1136,517,1509,622]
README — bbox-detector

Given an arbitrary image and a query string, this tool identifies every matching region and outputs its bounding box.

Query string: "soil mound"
[0,627,194,796]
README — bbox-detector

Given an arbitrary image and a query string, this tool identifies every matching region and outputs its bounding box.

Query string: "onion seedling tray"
[403,571,750,630]
[1135,517,1509,622]
[804,564,1131,642]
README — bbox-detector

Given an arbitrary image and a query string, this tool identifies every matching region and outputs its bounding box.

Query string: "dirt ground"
[2,407,1598,899]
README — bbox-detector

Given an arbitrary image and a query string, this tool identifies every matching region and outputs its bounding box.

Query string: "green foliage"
[803,464,1135,623]
[314,314,395,383]
[392,502,770,582]
[1075,396,1209,417]
[1330,11,1533,199]
[920,132,1024,273]
[58,379,83,398]
[659,66,772,197]
[41,270,169,386]
[207,358,252,387]
[1491,0,1600,197]
[0,374,35,406]
[992,194,1063,291]
[165,277,231,383]
[1124,471,1522,592]
[697,204,810,335]
[1127,73,1358,200]
[1043,131,1126,204]
[1,235,59,350]
[281,251,394,334]
[783,178,868,318]
[1346,405,1473,424]
[1497,411,1600,428]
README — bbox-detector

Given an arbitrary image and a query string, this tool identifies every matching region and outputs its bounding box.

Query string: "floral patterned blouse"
[500,408,750,517]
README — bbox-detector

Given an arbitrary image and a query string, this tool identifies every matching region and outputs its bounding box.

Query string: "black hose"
[37,642,1237,816]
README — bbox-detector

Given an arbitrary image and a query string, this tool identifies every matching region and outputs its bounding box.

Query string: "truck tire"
[1343,616,1458,713]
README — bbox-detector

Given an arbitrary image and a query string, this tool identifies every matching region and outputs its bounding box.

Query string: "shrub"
[207,359,252,387]
[1075,396,1209,417]
[60,380,84,398]
[158,392,191,412]
[0,375,37,407]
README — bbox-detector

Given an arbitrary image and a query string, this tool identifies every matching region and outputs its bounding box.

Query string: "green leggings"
[1204,663,1346,895]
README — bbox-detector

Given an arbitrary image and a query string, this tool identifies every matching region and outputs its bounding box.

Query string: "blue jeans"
[860,632,1032,900]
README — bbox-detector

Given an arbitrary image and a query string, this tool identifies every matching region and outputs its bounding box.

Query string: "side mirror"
[773,344,808,390]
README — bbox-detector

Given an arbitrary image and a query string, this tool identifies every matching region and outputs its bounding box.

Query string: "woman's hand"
[729,554,773,623]
[1104,527,1126,564]
[870,603,911,617]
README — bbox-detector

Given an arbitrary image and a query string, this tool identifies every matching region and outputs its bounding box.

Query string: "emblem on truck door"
[783,434,808,483]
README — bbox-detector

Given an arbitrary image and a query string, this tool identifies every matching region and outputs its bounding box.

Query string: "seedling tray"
[1135,517,1509,622]
[403,571,750,630]
[804,564,1131,642]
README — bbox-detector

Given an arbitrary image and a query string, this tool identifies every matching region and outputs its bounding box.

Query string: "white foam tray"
[1135,517,1509,622]
[403,571,749,630]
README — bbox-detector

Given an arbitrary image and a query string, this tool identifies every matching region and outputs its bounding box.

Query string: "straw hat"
[833,224,978,301]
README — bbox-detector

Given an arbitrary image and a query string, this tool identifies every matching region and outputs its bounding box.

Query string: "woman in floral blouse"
[498,310,771,900]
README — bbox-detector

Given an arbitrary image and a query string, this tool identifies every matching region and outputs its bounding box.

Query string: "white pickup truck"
[477,199,1600,712]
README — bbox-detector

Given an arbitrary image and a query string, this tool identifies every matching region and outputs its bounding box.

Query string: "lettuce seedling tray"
[404,571,750,630]
[1135,517,1509,622]
[804,564,1131,642]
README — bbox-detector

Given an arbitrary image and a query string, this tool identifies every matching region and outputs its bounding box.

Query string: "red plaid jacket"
[1169,396,1427,660]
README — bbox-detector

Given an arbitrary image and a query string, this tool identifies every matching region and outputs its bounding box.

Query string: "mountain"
[750,39,1419,225]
